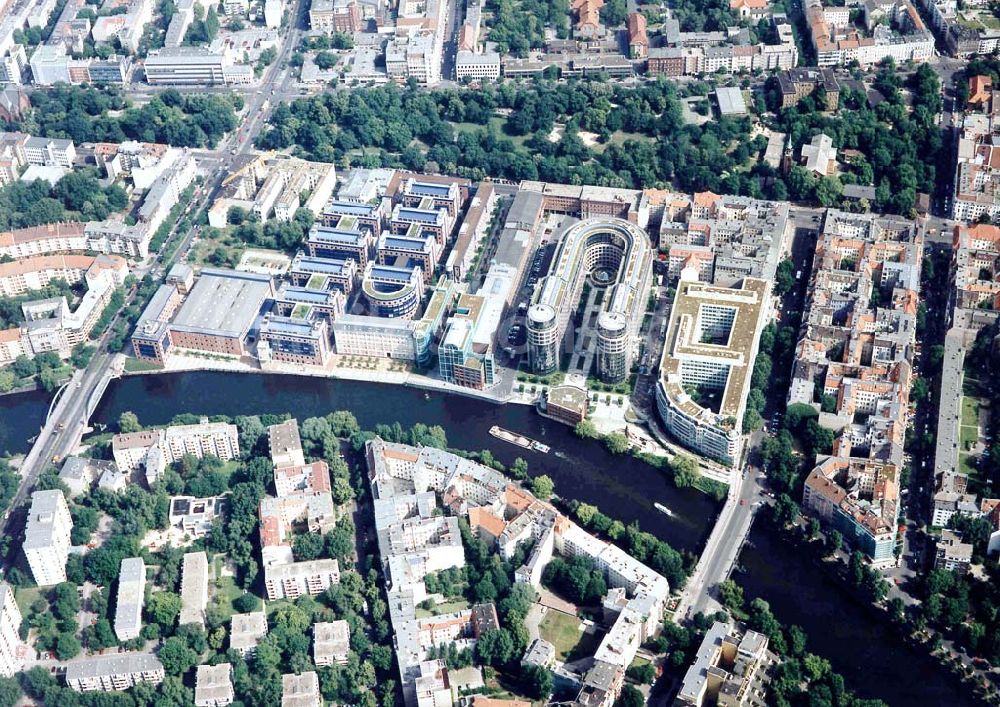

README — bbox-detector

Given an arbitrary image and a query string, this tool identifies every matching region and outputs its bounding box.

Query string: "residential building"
[113,558,146,641]
[627,12,648,58]
[777,67,840,110]
[59,457,119,497]
[23,489,72,586]
[0,584,23,677]
[804,0,933,66]
[179,551,209,627]
[309,0,362,31]
[313,620,351,666]
[675,621,769,706]
[195,663,234,707]
[264,559,341,600]
[230,611,268,657]
[281,671,321,707]
[935,529,973,573]
[166,420,241,462]
[802,456,900,567]
[269,418,306,469]
[64,653,165,692]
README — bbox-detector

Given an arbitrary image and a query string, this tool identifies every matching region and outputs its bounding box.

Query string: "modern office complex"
[655,268,770,468]
[23,489,72,586]
[527,217,652,382]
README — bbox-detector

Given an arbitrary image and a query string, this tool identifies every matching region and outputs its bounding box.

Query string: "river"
[0,371,984,706]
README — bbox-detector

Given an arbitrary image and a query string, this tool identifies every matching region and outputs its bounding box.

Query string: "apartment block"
[113,557,146,641]
[313,620,350,666]
[65,653,165,692]
[309,0,362,32]
[23,489,72,586]
[281,671,321,707]
[195,663,234,707]
[179,551,209,627]
[230,611,268,657]
[0,584,23,677]
[675,621,769,706]
[802,456,899,567]
[263,559,341,600]
[269,418,306,469]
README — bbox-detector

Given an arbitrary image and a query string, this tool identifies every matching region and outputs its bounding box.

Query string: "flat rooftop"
[659,275,769,421]
[170,269,271,339]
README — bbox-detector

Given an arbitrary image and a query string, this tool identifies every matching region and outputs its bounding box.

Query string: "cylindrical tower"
[526,304,558,374]
[596,311,629,383]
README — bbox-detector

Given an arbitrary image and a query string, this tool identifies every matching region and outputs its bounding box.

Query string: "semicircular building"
[526,217,652,382]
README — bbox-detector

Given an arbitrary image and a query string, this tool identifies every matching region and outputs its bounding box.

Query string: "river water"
[0,372,983,706]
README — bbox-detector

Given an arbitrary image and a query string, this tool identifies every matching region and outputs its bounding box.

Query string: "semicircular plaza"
[526,217,652,383]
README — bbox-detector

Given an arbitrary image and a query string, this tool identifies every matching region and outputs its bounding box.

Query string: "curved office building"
[361,263,424,319]
[526,218,652,382]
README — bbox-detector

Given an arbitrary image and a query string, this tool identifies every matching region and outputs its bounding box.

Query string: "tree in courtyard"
[616,685,644,707]
[146,592,182,629]
[521,663,552,699]
[158,636,198,676]
[826,530,843,556]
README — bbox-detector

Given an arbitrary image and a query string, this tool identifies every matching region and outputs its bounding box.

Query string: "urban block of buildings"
[367,438,670,707]
[112,419,240,486]
[674,621,770,707]
[789,210,922,561]
[0,253,129,367]
[804,0,933,66]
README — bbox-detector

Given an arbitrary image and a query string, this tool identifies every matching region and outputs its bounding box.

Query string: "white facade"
[23,489,72,587]
[113,557,146,642]
[0,584,23,678]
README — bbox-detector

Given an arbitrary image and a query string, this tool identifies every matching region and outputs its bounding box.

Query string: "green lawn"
[961,397,981,429]
[539,611,593,661]
[14,587,43,615]
[452,117,530,147]
[960,424,979,451]
[123,358,163,373]
[959,453,979,478]
[414,597,471,619]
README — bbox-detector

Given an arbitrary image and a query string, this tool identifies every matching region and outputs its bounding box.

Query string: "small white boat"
[654,502,674,517]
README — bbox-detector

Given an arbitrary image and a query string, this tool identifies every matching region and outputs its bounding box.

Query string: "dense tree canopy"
[8,85,240,148]
[258,79,755,192]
